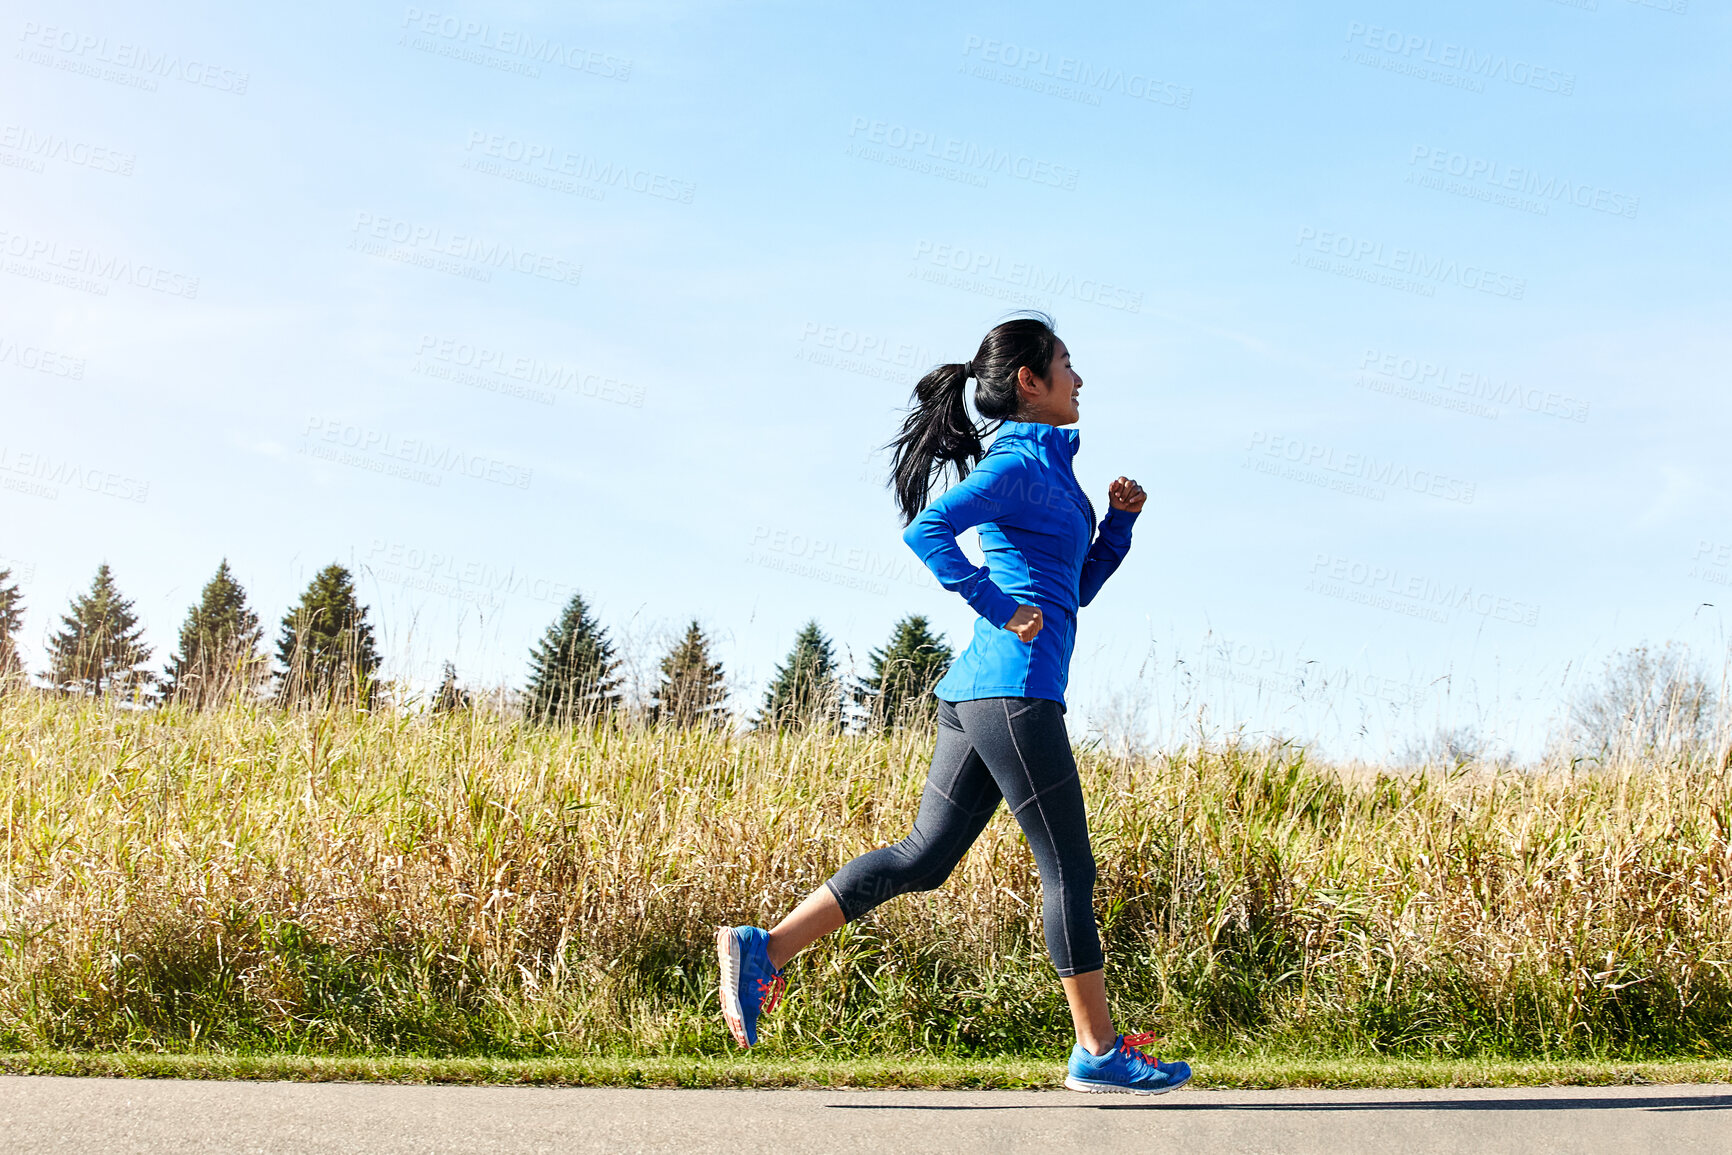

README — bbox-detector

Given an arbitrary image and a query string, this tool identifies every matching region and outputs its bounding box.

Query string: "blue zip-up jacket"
[903,420,1139,709]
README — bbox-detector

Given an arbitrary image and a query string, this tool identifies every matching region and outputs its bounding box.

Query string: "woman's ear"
[1015,364,1040,402]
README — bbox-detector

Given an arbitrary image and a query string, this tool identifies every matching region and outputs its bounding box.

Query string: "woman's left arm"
[1078,476,1146,607]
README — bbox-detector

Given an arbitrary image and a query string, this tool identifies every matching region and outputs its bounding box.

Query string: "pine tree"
[524,592,618,724]
[46,563,153,698]
[652,620,728,728]
[274,564,380,707]
[161,559,265,707]
[0,567,23,684]
[433,660,470,714]
[865,614,953,729]
[757,620,841,730]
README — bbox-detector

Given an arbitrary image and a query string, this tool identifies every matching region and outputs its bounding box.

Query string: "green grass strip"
[3,1052,1729,1089]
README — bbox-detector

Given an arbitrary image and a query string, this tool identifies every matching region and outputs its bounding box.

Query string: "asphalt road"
[3,1076,1729,1154]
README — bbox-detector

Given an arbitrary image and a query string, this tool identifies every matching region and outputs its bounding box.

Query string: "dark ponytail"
[888,312,1058,525]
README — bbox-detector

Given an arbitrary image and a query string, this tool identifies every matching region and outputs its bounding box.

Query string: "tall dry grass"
[2,689,1730,1060]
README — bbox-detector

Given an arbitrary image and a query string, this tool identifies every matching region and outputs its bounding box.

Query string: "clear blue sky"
[3,0,1727,758]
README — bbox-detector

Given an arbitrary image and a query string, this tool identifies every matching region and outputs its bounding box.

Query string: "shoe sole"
[715,926,749,1048]
[1064,1072,1191,1096]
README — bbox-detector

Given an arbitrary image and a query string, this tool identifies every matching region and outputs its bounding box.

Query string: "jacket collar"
[993,420,1081,459]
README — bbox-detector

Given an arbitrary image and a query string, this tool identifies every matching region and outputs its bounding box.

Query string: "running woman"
[718,314,1190,1096]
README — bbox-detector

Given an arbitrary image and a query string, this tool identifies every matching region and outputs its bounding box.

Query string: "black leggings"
[824,696,1103,977]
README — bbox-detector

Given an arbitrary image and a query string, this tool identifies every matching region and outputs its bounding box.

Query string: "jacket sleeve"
[1078,505,1139,607]
[902,457,1027,629]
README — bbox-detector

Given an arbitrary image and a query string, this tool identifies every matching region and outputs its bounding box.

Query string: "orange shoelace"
[756,973,786,1014]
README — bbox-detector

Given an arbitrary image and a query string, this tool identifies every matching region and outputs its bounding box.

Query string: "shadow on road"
[827,1093,1732,1114]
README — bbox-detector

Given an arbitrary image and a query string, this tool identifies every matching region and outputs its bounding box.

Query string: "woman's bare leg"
[765,885,846,971]
[1061,968,1118,1055]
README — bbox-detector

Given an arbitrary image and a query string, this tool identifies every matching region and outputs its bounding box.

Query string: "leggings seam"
[1003,697,1070,975]
[924,777,961,808]
[1006,769,1081,817]
[926,767,996,820]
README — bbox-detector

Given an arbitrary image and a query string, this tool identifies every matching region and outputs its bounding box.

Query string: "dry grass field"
[2,689,1730,1066]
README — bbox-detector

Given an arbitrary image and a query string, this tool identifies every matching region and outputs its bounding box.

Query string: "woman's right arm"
[901,457,1029,632]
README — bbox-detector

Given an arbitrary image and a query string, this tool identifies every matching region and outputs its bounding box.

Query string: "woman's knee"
[905,854,964,894]
[832,837,963,911]
[892,832,968,894]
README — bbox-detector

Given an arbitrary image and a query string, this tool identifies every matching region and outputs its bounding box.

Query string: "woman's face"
[1017,338,1082,426]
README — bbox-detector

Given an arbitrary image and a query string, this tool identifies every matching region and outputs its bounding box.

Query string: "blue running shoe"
[716,925,786,1048]
[1065,1032,1192,1096]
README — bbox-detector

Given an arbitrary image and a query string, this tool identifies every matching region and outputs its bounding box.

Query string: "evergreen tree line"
[0,560,954,730]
